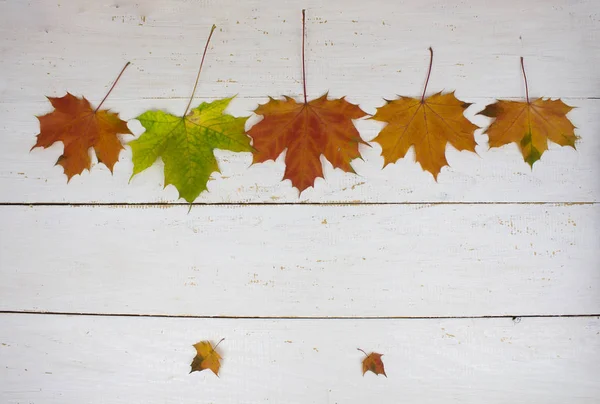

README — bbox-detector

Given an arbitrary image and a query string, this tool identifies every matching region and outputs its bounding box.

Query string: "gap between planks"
[1,310,598,321]
[0,201,597,207]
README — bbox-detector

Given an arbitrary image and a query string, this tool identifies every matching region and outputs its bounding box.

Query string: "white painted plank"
[1,98,598,203]
[1,0,599,203]
[1,314,598,403]
[1,0,598,102]
[1,204,598,317]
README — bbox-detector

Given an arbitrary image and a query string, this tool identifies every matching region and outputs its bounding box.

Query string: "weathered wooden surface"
[1,314,599,404]
[0,0,598,402]
[1,204,598,317]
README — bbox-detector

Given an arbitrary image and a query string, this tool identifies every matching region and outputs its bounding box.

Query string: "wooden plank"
[2,2,599,403]
[1,0,598,101]
[1,0,599,204]
[1,313,598,403]
[1,204,598,317]
[1,98,598,203]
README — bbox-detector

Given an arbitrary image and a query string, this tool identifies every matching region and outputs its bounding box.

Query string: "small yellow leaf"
[190,339,223,376]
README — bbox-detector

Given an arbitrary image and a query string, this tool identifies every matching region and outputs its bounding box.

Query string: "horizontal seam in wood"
[0,310,598,320]
[0,202,596,207]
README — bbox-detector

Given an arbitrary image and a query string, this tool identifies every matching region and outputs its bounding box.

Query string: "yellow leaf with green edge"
[478,57,578,167]
[478,99,577,167]
[130,97,252,203]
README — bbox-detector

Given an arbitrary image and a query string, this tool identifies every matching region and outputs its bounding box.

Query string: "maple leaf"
[358,348,387,377]
[249,95,368,192]
[33,62,132,180]
[129,26,253,203]
[130,97,251,203]
[190,338,224,376]
[478,57,577,167]
[247,10,368,193]
[371,48,478,179]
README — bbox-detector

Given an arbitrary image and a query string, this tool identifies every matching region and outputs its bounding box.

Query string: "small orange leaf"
[190,339,224,376]
[478,58,577,167]
[248,94,368,192]
[358,348,387,377]
[371,48,478,179]
[33,63,132,181]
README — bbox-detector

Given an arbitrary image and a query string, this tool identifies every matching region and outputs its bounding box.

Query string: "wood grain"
[1,313,598,403]
[1,0,598,203]
[1,0,598,401]
[1,204,597,317]
[1,0,598,101]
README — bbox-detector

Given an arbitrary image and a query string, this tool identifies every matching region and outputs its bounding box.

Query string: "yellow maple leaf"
[190,339,223,376]
[478,58,577,166]
[371,48,478,179]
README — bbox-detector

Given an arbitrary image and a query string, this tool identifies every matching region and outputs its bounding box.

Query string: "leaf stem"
[302,9,308,104]
[183,24,217,116]
[95,61,130,113]
[357,348,368,357]
[520,56,530,104]
[213,338,225,350]
[421,47,433,103]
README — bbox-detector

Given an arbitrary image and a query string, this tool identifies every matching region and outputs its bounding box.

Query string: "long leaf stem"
[421,47,433,103]
[184,24,217,116]
[95,61,131,112]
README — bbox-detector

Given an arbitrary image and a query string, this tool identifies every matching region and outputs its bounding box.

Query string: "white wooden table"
[1,0,599,402]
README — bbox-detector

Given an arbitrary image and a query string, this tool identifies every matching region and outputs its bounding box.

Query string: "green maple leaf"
[130,97,253,203]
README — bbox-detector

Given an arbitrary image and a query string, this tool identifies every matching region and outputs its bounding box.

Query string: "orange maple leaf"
[478,57,577,167]
[371,48,478,179]
[249,95,367,192]
[33,63,132,180]
[247,10,368,193]
[190,338,224,377]
[358,348,387,377]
